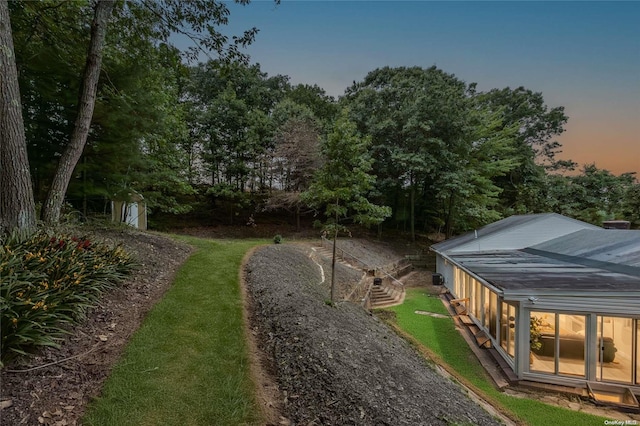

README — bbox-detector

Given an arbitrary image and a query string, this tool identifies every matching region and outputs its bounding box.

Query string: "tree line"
[1,0,638,239]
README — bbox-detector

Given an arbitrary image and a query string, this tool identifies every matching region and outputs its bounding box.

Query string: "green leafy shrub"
[273,235,283,244]
[0,231,136,364]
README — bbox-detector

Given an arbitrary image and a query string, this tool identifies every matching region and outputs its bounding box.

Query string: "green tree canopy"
[302,111,391,301]
[537,164,638,227]
[476,87,571,215]
[343,66,526,237]
[1,0,267,234]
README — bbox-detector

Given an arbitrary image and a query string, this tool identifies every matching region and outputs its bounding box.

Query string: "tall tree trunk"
[445,193,455,238]
[42,0,114,225]
[410,179,416,242]
[330,198,339,303]
[0,0,36,235]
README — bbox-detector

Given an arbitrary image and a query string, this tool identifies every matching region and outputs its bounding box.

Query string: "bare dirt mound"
[244,243,501,426]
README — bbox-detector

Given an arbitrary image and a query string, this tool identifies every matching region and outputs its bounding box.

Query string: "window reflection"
[558,314,586,378]
[530,312,586,378]
[530,311,556,374]
[482,287,490,330]
[501,302,516,358]
[489,292,498,339]
[598,316,630,384]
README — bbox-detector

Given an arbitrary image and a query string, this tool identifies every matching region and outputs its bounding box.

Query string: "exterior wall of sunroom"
[514,294,640,391]
[437,253,640,392]
[436,255,518,369]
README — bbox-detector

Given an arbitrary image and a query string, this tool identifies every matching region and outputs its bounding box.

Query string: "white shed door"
[123,202,139,228]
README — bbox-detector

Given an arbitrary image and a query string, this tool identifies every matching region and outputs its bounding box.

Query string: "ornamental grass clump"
[0,231,136,365]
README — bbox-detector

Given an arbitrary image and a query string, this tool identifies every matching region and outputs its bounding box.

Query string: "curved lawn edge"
[383,288,609,426]
[239,244,284,425]
[83,237,268,426]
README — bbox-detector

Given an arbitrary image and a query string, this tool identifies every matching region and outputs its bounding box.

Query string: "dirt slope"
[0,230,192,426]
[245,243,501,426]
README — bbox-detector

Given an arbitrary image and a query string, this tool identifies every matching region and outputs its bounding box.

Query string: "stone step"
[313,247,359,268]
[371,298,402,308]
[371,302,395,308]
[370,285,401,307]
[371,296,396,304]
[372,294,395,302]
[371,293,394,300]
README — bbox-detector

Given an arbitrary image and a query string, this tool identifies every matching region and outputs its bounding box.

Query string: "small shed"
[111,190,147,230]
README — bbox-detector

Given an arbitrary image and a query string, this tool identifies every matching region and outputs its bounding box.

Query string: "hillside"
[244,243,501,425]
[1,231,497,426]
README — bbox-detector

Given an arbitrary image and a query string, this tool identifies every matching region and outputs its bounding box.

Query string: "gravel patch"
[245,243,502,425]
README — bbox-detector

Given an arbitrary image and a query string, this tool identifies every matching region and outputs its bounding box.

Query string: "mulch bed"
[1,229,192,426]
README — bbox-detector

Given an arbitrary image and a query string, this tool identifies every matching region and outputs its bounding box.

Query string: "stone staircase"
[313,246,355,268]
[369,283,404,308]
[312,239,407,309]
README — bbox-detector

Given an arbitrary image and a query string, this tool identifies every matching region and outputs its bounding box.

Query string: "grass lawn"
[385,288,608,426]
[83,237,266,426]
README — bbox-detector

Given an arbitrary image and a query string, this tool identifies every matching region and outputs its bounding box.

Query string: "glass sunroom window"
[501,302,516,358]
[529,311,586,378]
[473,279,482,320]
[597,316,632,384]
[489,292,498,339]
[482,287,490,330]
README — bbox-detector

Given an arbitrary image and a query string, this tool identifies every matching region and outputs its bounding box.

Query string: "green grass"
[385,288,608,426]
[83,237,266,426]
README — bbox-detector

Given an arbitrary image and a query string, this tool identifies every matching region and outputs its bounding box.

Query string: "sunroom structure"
[431,213,640,394]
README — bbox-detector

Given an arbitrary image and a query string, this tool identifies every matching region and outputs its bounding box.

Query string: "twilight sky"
[215,1,640,175]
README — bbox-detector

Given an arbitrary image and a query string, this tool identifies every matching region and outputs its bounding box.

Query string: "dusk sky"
[214,1,640,175]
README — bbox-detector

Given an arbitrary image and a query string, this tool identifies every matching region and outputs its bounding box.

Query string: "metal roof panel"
[450,250,640,293]
[531,229,640,267]
[432,213,599,254]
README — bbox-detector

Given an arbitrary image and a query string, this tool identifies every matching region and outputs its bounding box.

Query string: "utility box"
[603,220,631,230]
[432,273,444,286]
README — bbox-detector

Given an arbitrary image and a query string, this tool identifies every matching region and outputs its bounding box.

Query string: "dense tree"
[540,164,637,226]
[302,111,391,301]
[79,42,195,216]
[622,182,640,227]
[432,107,519,235]
[1,0,263,233]
[344,66,469,239]
[41,0,115,225]
[9,1,91,202]
[264,99,322,229]
[10,1,196,219]
[182,64,343,225]
[344,66,524,238]
[287,83,339,125]
[183,60,289,223]
[477,87,571,214]
[6,0,611,237]
[186,61,287,190]
[269,99,321,189]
